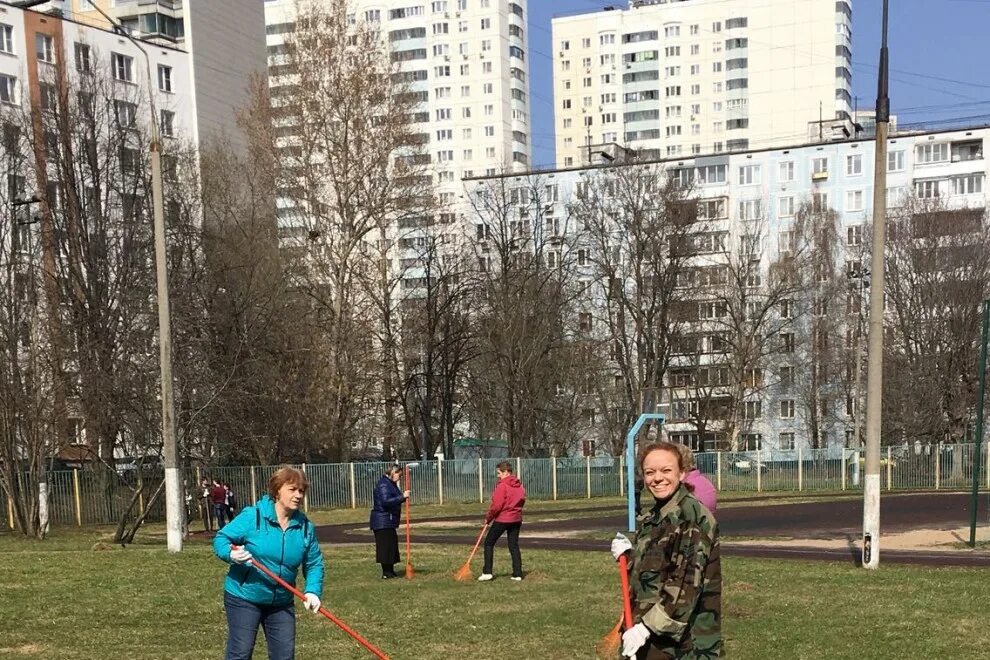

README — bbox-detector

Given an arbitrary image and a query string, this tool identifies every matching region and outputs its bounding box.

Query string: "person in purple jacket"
[679,444,718,513]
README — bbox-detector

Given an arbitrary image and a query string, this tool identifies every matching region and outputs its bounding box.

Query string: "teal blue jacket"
[213,495,324,607]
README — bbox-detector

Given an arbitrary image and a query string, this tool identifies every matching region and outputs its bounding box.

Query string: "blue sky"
[527,0,990,168]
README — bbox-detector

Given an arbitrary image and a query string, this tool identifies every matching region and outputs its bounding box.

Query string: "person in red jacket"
[478,461,526,582]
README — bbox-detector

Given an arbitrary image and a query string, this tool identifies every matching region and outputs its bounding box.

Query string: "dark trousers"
[482,521,522,577]
[224,592,295,660]
[214,503,228,529]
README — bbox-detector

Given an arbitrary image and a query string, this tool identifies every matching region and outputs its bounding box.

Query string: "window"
[888,150,905,172]
[780,400,795,419]
[114,100,137,128]
[846,153,862,176]
[0,24,12,54]
[779,365,794,386]
[778,196,794,217]
[846,189,864,212]
[779,433,795,450]
[157,65,172,92]
[112,53,134,82]
[781,333,795,353]
[916,143,949,164]
[951,174,983,195]
[691,44,700,55]
[779,161,794,182]
[664,25,680,38]
[744,401,762,420]
[39,83,56,112]
[0,74,16,104]
[812,192,829,212]
[738,165,760,185]
[847,225,862,246]
[886,186,905,208]
[738,199,762,221]
[36,33,54,64]
[480,18,491,29]
[74,43,91,73]
[664,46,680,57]
[915,179,941,199]
[600,33,615,45]
[812,157,829,176]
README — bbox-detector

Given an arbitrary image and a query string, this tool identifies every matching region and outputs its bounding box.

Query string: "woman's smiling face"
[642,448,683,501]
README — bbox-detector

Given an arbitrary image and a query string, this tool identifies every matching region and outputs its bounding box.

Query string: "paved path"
[315,492,990,567]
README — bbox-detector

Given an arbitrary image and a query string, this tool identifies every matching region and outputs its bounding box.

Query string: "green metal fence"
[3,443,988,531]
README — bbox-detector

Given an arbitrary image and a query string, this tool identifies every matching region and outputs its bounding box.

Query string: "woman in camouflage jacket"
[611,441,722,659]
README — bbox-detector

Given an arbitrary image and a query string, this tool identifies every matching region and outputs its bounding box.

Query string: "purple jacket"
[683,469,718,513]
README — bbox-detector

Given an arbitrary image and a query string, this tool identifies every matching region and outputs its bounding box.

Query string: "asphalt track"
[314,492,990,567]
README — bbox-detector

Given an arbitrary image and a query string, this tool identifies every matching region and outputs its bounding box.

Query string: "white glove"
[403,490,411,498]
[303,593,321,613]
[621,623,651,658]
[230,547,253,564]
[611,533,633,561]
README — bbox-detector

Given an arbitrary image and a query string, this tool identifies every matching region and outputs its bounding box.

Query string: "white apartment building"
[264,0,532,261]
[27,0,267,148]
[552,0,853,168]
[467,125,988,453]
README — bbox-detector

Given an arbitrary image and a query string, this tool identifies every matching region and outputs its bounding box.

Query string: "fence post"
[798,448,803,492]
[842,450,847,491]
[887,447,894,490]
[301,463,309,513]
[586,455,592,499]
[478,458,484,503]
[195,466,201,489]
[250,467,257,505]
[349,462,356,509]
[756,450,762,493]
[73,469,82,526]
[716,452,722,491]
[516,456,521,476]
[986,447,989,489]
[552,456,558,501]
[437,458,444,506]
[619,454,625,497]
[934,443,941,490]
[6,496,13,529]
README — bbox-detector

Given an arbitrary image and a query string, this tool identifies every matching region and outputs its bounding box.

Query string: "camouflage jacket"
[628,484,722,659]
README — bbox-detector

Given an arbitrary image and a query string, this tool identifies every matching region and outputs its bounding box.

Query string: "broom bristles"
[594,618,623,659]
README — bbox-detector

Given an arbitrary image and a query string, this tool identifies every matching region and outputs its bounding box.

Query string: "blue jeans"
[214,503,228,529]
[224,591,296,660]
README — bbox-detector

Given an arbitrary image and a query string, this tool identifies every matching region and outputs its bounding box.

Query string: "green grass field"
[2,522,989,659]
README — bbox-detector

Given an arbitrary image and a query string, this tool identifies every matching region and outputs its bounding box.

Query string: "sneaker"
[477,574,494,582]
[381,574,392,580]
[510,576,523,581]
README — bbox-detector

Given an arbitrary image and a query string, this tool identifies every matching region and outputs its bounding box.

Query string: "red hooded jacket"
[486,474,526,524]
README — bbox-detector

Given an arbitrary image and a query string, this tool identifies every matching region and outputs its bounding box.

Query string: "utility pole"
[862,0,890,570]
[88,5,182,552]
[969,301,989,547]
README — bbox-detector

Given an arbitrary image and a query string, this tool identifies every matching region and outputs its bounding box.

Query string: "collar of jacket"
[257,494,306,529]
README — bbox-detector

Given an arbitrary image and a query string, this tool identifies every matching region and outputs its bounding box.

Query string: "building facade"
[467,126,988,453]
[552,0,853,168]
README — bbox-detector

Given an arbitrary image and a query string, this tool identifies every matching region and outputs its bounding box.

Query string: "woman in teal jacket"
[214,467,325,660]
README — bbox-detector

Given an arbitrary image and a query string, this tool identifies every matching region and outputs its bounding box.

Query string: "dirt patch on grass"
[726,525,990,552]
[0,644,50,655]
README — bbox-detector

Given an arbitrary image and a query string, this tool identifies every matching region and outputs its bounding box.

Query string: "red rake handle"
[233,547,391,660]
[466,523,489,564]
[618,554,634,628]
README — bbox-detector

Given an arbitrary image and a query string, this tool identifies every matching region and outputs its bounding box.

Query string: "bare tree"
[568,163,700,454]
[0,108,56,538]
[884,196,990,454]
[264,0,438,459]
[464,173,586,456]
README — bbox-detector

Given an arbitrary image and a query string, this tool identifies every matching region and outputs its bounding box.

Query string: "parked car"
[731,459,768,474]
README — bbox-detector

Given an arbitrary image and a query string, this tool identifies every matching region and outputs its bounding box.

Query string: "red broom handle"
[618,554,634,628]
[404,467,412,568]
[233,547,390,660]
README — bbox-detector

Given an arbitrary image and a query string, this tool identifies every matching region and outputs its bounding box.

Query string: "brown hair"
[638,441,685,471]
[268,466,309,500]
[385,465,402,478]
[496,460,513,474]
[677,443,697,471]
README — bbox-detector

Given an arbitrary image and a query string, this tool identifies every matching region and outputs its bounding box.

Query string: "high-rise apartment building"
[264,0,532,280]
[31,0,267,147]
[552,0,853,168]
